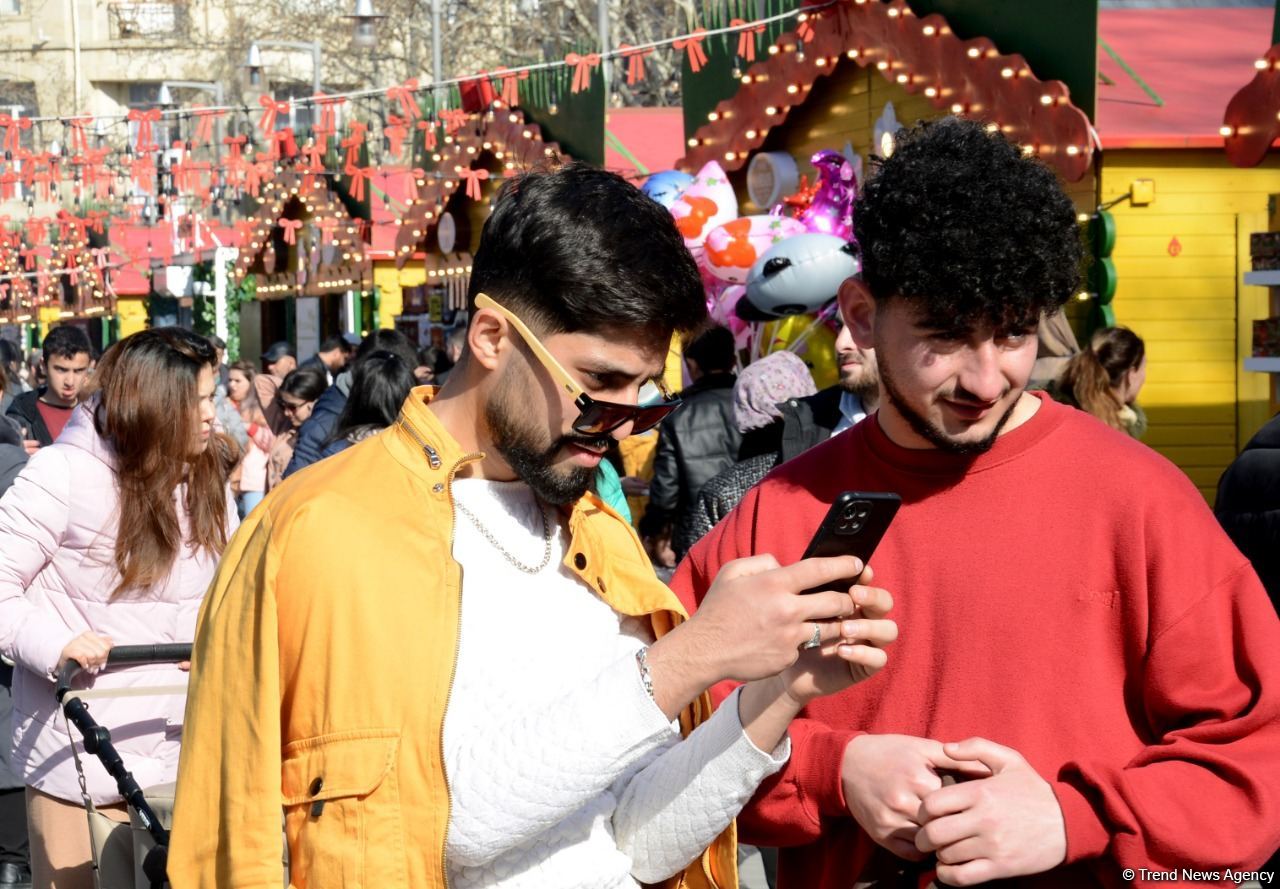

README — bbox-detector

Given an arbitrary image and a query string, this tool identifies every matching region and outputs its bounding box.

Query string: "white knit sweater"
[444,479,788,889]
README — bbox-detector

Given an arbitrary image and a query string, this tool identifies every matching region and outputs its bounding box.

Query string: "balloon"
[704,214,806,284]
[761,314,839,390]
[739,233,860,321]
[641,170,694,209]
[670,161,738,250]
[799,149,857,240]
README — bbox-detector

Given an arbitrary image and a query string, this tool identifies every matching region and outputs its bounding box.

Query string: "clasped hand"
[841,734,1066,884]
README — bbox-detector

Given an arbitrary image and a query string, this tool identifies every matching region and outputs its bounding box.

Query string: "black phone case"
[800,491,901,593]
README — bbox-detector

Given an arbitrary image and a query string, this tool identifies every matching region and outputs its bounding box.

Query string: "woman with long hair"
[320,350,415,459]
[222,360,273,517]
[1055,326,1148,438]
[0,327,237,889]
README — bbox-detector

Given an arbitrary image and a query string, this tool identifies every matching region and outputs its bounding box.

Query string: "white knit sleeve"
[444,650,676,868]
[612,686,790,883]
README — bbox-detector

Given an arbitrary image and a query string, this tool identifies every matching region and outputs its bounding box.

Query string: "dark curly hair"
[854,117,1083,333]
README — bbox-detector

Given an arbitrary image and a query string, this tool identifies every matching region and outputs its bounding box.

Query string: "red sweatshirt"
[672,393,1280,888]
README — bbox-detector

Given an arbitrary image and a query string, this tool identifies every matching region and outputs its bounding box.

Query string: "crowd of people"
[0,117,1274,889]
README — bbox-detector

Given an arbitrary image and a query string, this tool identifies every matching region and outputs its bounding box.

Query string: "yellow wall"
[118,298,148,338]
[1100,150,1280,500]
[373,262,427,329]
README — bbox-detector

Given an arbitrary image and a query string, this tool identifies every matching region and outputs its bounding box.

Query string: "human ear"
[837,278,876,350]
[467,309,508,372]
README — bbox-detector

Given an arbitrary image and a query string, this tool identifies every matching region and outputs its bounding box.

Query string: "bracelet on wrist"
[635,646,655,701]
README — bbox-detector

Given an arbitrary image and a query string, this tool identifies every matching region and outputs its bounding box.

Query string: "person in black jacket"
[638,326,740,564]
[1215,412,1280,611]
[3,326,92,453]
[283,329,420,478]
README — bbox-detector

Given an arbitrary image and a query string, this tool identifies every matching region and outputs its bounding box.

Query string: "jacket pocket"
[282,729,407,889]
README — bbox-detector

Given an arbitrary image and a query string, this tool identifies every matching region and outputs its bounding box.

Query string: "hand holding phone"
[800,492,900,595]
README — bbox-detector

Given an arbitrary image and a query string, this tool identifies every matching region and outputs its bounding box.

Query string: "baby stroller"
[55,644,192,889]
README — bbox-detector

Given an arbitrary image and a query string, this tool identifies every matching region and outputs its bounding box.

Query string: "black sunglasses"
[475,294,682,435]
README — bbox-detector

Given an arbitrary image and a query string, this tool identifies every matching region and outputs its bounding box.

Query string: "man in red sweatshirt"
[673,117,1280,888]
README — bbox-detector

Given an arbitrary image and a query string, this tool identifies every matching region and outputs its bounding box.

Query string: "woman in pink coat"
[0,327,237,889]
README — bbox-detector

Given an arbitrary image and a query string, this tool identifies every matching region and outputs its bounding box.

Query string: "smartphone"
[799,491,901,594]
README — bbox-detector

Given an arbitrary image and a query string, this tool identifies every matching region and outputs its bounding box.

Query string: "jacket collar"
[387,386,690,622]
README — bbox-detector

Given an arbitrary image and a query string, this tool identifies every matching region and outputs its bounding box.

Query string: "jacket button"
[309,777,323,795]
[432,483,444,493]
[574,553,587,570]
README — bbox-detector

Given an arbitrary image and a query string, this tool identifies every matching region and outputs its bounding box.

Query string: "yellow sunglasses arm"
[474,294,585,401]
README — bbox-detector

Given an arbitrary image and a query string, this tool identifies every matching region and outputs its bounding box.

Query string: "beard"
[484,367,612,506]
[876,350,1019,456]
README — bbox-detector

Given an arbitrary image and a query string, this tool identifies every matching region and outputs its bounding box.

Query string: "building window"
[0,0,21,14]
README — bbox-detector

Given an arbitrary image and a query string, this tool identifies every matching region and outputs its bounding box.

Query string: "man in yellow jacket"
[168,162,897,889]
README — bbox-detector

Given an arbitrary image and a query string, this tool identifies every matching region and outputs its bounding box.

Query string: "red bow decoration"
[341,120,369,168]
[126,108,162,153]
[130,156,156,194]
[258,95,291,135]
[64,253,80,288]
[279,218,303,245]
[492,68,528,106]
[618,45,653,85]
[68,117,93,155]
[22,245,51,270]
[386,79,422,120]
[344,160,373,201]
[191,107,226,147]
[796,16,815,43]
[565,52,601,94]
[674,29,709,73]
[732,19,766,62]
[25,219,49,244]
[456,165,489,201]
[386,115,409,158]
[313,93,346,149]
[269,128,298,160]
[86,210,107,234]
[416,119,438,152]
[440,109,469,136]
[0,115,32,155]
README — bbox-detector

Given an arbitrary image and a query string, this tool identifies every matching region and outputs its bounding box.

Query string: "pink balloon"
[799,150,856,241]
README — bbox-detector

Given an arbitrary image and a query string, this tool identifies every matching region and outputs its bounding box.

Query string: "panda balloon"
[737,233,860,322]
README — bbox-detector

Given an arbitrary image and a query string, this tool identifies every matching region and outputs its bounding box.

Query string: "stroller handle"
[55,643,193,702]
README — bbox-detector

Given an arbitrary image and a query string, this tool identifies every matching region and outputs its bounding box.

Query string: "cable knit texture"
[445,478,787,888]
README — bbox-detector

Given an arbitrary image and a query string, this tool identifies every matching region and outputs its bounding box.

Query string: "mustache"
[552,433,612,453]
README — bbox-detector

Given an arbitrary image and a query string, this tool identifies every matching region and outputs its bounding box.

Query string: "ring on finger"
[801,623,822,650]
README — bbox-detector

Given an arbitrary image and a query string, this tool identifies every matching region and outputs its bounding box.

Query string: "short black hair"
[355,328,419,370]
[261,341,295,365]
[278,366,329,402]
[468,162,706,341]
[319,334,353,355]
[854,117,1083,332]
[43,325,93,363]
[684,326,736,374]
[207,335,227,352]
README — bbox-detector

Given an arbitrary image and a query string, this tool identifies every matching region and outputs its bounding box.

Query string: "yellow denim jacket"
[167,386,736,889]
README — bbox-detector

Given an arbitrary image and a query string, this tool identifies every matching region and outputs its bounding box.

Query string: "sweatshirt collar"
[862,390,1067,478]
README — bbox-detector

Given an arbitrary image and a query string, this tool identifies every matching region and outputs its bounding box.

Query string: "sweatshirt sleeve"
[671,488,862,848]
[168,511,284,889]
[0,447,81,676]
[613,686,789,882]
[1053,561,1280,870]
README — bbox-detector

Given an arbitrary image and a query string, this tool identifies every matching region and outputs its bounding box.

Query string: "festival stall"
[1224,11,1280,422]
[232,166,371,361]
